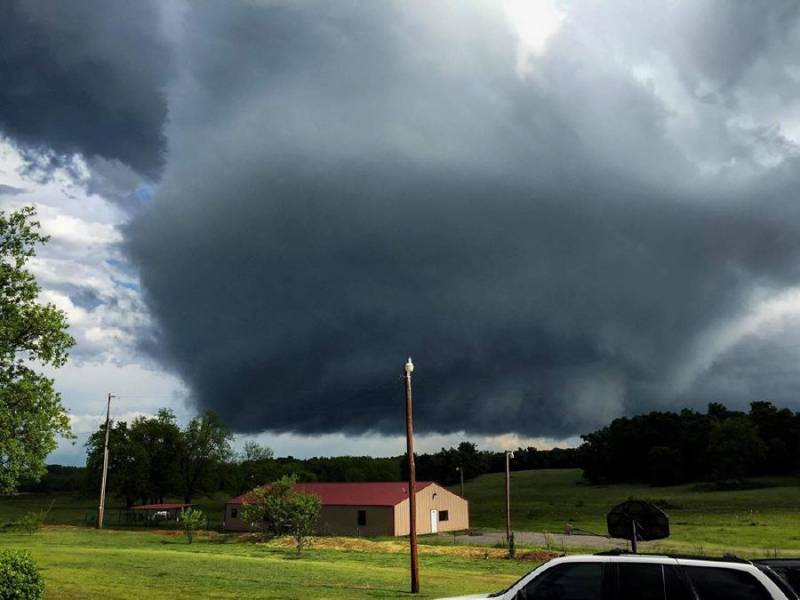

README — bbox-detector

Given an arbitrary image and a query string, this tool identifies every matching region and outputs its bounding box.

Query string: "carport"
[126,503,193,526]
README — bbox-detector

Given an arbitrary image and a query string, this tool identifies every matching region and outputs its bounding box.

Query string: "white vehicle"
[439,553,796,600]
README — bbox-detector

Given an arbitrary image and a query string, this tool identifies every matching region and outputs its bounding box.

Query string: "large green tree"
[177,411,232,503]
[84,409,232,504]
[84,421,149,507]
[241,475,321,553]
[129,409,182,504]
[708,416,768,482]
[226,441,274,494]
[0,207,74,493]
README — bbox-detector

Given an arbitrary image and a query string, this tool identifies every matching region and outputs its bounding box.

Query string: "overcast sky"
[1,0,800,466]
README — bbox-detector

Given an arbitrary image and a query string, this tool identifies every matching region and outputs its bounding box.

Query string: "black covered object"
[607,500,669,541]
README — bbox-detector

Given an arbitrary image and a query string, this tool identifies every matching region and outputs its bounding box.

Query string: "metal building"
[223,481,469,536]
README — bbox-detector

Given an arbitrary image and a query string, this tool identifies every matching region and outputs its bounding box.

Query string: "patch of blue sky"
[69,289,104,311]
[132,183,156,204]
[105,258,138,280]
[113,278,140,291]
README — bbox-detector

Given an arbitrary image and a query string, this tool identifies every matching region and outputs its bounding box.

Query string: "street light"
[403,357,420,594]
[505,450,514,548]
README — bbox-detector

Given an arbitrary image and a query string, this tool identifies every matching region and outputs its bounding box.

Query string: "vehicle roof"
[547,553,757,568]
[755,559,800,566]
[595,550,750,564]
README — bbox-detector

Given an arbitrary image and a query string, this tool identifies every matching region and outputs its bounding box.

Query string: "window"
[357,510,367,526]
[231,508,238,519]
[618,563,664,600]
[685,566,771,600]
[514,563,603,600]
[617,563,693,600]
[664,565,695,600]
[757,567,799,600]
[439,510,449,522]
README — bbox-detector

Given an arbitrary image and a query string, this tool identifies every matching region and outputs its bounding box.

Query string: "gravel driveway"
[440,530,651,552]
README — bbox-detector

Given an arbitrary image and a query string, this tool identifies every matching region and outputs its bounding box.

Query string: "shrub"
[178,508,207,544]
[12,500,53,535]
[0,550,44,600]
[15,510,47,535]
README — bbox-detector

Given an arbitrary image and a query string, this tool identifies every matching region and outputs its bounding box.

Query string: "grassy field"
[0,492,229,528]
[4,467,800,597]
[0,527,535,599]
[461,468,800,555]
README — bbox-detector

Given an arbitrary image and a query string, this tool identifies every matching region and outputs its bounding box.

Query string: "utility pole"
[97,393,115,529]
[505,450,514,545]
[456,466,465,498]
[404,358,420,594]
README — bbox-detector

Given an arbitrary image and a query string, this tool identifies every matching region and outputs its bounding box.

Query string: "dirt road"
[441,530,649,552]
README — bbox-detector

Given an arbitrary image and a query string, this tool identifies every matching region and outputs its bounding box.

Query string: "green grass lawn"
[459,468,800,555]
[0,527,533,600]
[5,466,800,598]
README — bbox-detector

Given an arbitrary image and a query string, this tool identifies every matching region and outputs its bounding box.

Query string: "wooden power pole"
[404,358,420,594]
[456,466,465,499]
[97,393,114,529]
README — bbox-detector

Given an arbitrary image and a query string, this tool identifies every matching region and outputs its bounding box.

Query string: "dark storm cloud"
[4,0,799,437]
[0,0,171,178]
[123,1,800,437]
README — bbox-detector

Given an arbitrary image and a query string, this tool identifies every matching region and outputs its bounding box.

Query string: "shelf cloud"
[0,0,171,178]
[3,1,800,438]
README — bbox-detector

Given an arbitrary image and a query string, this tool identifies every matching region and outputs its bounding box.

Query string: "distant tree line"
[45,400,799,502]
[68,407,580,503]
[19,465,84,493]
[411,442,580,485]
[221,446,402,494]
[579,401,800,485]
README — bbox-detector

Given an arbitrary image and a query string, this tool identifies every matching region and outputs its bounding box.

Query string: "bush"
[178,508,207,544]
[15,510,46,535]
[0,550,44,600]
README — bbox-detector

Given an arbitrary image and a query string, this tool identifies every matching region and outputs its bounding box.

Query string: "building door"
[430,510,438,533]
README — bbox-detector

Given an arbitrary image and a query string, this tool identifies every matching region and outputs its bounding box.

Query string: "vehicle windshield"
[488,573,525,598]
[488,562,551,597]
[757,566,800,600]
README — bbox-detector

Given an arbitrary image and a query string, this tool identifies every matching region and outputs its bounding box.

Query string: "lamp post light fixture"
[505,450,514,547]
[403,357,420,594]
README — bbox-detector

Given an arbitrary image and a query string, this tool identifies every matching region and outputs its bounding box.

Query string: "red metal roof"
[226,481,435,507]
[131,503,193,511]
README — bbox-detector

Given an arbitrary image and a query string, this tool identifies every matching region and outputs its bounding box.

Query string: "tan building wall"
[394,483,469,536]
[317,505,395,536]
[223,503,396,536]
